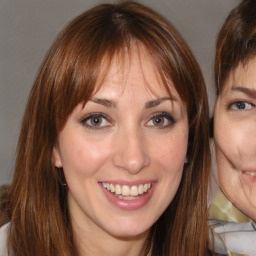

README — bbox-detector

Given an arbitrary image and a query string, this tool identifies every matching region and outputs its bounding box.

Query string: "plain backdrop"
[0,0,241,185]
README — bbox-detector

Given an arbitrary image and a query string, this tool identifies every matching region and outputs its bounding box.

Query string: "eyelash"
[80,111,175,130]
[146,112,175,128]
[227,100,255,111]
[80,113,112,130]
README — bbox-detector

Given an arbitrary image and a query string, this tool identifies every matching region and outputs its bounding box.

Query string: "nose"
[112,127,150,174]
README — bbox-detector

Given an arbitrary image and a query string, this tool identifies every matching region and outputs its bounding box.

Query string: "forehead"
[94,42,181,101]
[222,56,256,94]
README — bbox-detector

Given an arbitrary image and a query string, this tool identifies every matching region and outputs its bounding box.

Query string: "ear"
[52,146,63,168]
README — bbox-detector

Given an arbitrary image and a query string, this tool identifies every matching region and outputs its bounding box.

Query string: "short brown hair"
[2,1,211,255]
[215,0,256,94]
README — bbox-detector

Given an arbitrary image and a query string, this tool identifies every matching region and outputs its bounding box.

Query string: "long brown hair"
[215,0,256,95]
[1,1,211,255]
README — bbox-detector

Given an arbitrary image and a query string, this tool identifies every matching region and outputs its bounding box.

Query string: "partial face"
[214,57,256,220]
[53,45,188,239]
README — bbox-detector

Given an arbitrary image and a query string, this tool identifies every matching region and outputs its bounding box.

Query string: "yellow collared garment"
[209,189,251,223]
[208,189,254,256]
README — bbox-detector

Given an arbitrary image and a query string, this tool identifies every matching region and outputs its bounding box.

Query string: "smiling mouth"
[236,169,256,178]
[101,182,152,199]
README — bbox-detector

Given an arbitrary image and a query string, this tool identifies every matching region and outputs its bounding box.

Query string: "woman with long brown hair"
[0,1,211,255]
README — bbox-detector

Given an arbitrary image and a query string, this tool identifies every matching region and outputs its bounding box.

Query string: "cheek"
[238,123,256,154]
[152,131,188,174]
[59,137,112,178]
[215,119,256,164]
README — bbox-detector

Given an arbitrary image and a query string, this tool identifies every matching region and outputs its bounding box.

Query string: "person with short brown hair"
[210,0,256,254]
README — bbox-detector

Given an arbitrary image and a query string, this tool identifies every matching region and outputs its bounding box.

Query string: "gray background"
[0,0,240,185]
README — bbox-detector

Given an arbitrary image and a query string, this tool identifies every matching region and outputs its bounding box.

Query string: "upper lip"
[237,169,256,173]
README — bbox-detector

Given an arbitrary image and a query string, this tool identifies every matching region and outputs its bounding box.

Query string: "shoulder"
[0,222,9,256]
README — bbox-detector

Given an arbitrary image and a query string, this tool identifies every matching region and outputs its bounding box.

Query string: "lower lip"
[241,172,256,183]
[100,184,155,210]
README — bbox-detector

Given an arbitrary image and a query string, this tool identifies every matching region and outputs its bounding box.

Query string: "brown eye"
[89,116,103,126]
[152,117,165,126]
[146,112,175,128]
[80,113,112,129]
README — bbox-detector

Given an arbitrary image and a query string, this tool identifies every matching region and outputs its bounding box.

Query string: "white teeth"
[122,185,130,196]
[246,171,255,177]
[138,184,144,194]
[236,169,256,177]
[130,186,138,196]
[115,184,121,195]
[110,184,115,192]
[102,182,152,197]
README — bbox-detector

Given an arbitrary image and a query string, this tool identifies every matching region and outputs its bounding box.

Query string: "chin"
[104,220,152,239]
[223,186,256,221]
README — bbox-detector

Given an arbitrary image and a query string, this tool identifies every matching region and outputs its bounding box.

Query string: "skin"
[53,44,188,256]
[214,56,256,221]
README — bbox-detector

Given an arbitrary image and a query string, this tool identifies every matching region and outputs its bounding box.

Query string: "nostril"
[112,129,151,173]
[112,147,150,174]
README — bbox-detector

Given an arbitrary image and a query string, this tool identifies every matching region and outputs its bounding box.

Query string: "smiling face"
[53,44,188,242]
[214,57,256,220]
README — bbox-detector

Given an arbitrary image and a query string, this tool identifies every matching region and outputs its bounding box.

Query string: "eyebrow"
[91,98,117,108]
[231,86,256,98]
[90,97,173,109]
[144,97,173,108]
